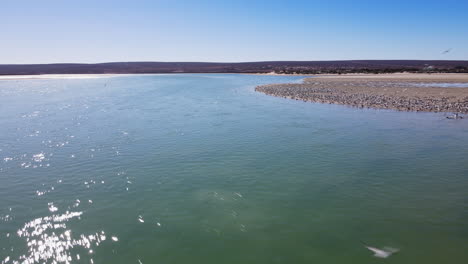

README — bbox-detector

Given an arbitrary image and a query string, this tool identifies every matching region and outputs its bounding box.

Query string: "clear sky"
[2,0,468,63]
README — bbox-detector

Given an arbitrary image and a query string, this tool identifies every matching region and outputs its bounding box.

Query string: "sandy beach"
[256,73,468,113]
[0,74,143,80]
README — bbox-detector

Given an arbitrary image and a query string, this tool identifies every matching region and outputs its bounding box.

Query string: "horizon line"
[2,59,468,66]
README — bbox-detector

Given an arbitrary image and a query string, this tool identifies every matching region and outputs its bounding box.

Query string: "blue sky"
[2,0,468,63]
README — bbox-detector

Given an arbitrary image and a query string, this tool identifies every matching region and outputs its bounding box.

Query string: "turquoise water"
[0,74,467,264]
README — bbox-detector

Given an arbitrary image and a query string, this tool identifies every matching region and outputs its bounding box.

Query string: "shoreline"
[255,73,468,114]
[0,73,177,80]
[0,72,249,80]
[0,73,126,80]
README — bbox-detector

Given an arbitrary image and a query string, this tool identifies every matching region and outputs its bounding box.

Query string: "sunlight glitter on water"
[3,211,119,264]
[36,186,54,196]
[47,203,58,212]
[32,153,45,162]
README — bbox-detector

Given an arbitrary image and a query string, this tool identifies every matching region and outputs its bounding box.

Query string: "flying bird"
[364,244,399,258]
[442,48,452,54]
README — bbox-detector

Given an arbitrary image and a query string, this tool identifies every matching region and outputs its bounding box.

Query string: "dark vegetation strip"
[1,60,468,75]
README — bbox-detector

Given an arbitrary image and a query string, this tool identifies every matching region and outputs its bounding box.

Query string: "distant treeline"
[275,66,468,75]
[1,60,468,75]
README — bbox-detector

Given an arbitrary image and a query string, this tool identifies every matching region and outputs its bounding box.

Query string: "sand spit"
[0,74,124,80]
[256,74,468,113]
[0,73,168,80]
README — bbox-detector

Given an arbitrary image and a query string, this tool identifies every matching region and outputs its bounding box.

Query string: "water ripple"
[5,211,118,264]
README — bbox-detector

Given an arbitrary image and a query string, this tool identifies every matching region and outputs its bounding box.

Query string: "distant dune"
[1,60,468,75]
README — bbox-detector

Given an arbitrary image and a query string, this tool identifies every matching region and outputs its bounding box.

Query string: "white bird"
[364,245,399,258]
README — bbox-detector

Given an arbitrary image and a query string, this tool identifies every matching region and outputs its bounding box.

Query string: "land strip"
[255,74,468,113]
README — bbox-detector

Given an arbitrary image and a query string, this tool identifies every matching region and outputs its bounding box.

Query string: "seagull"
[364,244,399,258]
[442,48,452,54]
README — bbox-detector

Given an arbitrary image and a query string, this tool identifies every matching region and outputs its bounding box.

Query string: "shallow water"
[408,82,468,88]
[0,74,467,264]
